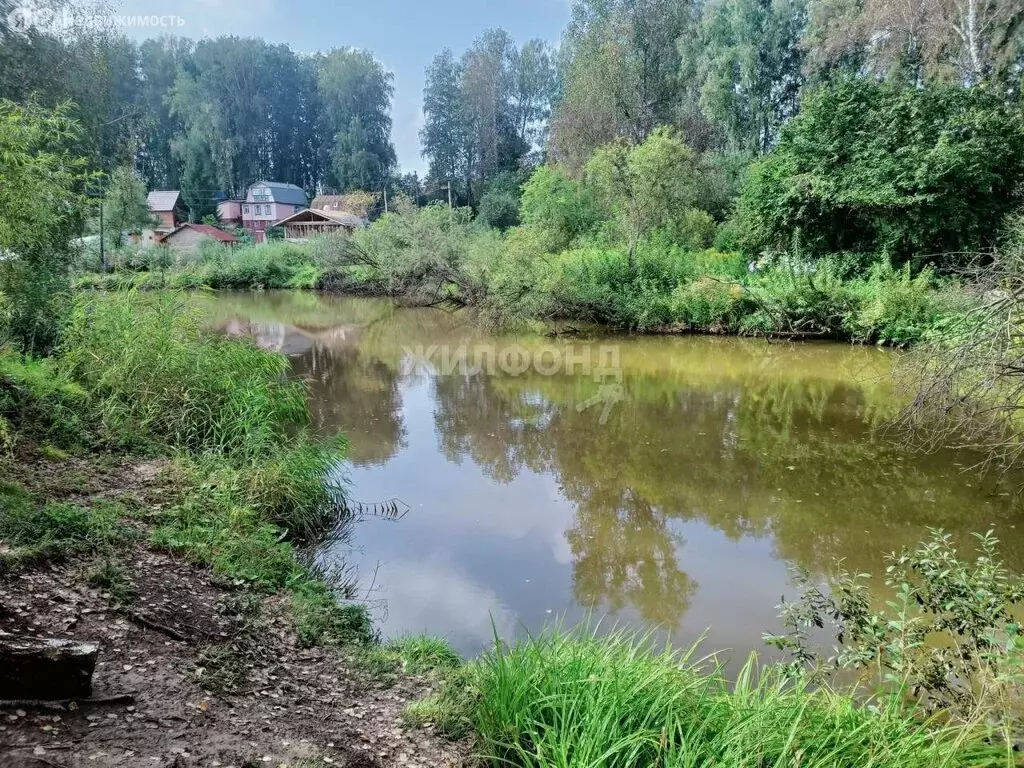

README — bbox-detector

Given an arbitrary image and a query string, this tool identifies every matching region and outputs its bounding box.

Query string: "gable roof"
[157,223,239,244]
[147,190,181,212]
[251,181,308,207]
[312,193,373,217]
[271,208,365,229]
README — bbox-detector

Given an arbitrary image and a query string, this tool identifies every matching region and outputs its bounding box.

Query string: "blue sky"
[116,0,571,174]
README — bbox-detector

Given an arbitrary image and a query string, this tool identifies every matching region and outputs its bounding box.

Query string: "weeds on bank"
[0,482,130,570]
[86,556,137,604]
[420,625,1009,768]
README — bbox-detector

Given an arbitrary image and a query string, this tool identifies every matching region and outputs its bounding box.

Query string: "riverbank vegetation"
[74,74,1024,344]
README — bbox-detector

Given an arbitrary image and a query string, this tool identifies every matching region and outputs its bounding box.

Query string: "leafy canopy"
[736,78,1024,265]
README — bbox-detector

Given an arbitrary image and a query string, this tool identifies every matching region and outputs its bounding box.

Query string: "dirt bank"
[0,456,468,768]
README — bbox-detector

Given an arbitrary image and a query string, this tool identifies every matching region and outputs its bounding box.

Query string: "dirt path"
[0,459,469,768]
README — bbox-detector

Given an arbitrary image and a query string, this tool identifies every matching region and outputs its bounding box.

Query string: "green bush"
[737,78,1024,266]
[851,263,946,345]
[768,529,1024,741]
[520,165,601,252]
[672,276,743,328]
[0,352,91,448]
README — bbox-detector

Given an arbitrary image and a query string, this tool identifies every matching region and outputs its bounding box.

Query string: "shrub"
[852,263,944,345]
[519,165,601,252]
[477,171,523,230]
[672,276,742,328]
[736,78,1024,266]
[767,529,1024,743]
[671,208,717,251]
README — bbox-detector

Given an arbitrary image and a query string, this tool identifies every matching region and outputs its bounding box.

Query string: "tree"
[175,127,218,222]
[317,48,396,192]
[103,164,153,249]
[421,32,557,206]
[136,37,194,189]
[585,127,697,268]
[170,37,324,195]
[550,0,692,172]
[421,48,467,198]
[681,0,807,155]
[803,0,1024,86]
[736,78,1024,264]
[0,100,91,353]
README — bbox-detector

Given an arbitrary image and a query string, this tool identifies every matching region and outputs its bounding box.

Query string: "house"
[156,223,239,253]
[146,190,184,233]
[241,181,308,240]
[271,208,366,240]
[216,199,244,226]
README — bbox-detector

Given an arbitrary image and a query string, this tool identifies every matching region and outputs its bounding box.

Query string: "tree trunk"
[0,637,98,700]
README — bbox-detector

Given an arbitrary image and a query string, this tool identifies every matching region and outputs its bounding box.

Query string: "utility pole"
[383,185,388,214]
[87,181,107,273]
[99,203,105,272]
[446,180,452,209]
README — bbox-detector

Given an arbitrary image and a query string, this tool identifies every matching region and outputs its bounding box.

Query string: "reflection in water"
[209,292,1024,657]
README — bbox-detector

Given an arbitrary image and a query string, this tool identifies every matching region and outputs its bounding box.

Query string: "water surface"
[211,291,1024,659]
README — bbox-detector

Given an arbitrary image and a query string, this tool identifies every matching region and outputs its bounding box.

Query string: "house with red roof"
[157,223,239,253]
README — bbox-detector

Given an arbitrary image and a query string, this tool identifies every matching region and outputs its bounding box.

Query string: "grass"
[57,291,344,538]
[407,625,1012,767]
[0,482,129,570]
[87,556,137,604]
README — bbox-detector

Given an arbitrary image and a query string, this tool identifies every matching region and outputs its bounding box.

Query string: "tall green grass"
[444,626,1009,768]
[53,291,344,537]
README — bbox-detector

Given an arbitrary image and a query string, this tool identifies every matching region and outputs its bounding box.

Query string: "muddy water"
[210,291,1024,659]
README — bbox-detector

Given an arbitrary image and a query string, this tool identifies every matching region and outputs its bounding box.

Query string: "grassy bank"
[1,290,371,645]
[402,625,1014,768]
[75,207,971,346]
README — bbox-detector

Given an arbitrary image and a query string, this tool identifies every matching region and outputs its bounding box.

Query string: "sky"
[114,0,572,175]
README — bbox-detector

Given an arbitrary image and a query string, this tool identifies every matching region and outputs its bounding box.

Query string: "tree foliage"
[421,31,557,205]
[103,164,153,249]
[317,49,396,192]
[585,127,698,266]
[736,78,1024,263]
[0,100,91,352]
[551,0,692,172]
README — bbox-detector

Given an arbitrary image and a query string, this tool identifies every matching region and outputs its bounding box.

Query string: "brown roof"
[157,223,239,244]
[272,208,365,229]
[311,192,373,217]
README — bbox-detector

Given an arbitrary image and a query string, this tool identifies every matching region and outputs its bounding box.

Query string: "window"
[243,205,250,215]
[252,188,271,202]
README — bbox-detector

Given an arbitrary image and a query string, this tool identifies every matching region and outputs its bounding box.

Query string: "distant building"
[241,182,308,241]
[216,199,244,226]
[272,208,366,240]
[157,223,239,253]
[146,190,184,233]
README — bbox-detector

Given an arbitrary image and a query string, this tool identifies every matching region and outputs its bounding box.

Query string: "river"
[209,291,1024,660]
